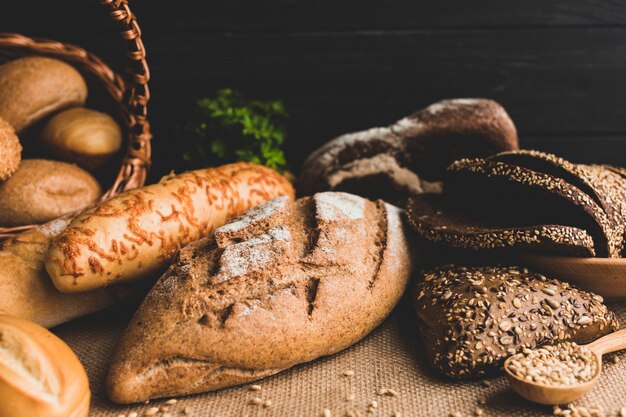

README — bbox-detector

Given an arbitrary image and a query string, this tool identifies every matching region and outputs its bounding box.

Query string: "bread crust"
[0,159,102,227]
[0,117,21,181]
[0,57,87,133]
[0,216,137,328]
[299,98,518,203]
[414,265,619,378]
[0,314,90,417]
[106,192,413,403]
[45,162,295,293]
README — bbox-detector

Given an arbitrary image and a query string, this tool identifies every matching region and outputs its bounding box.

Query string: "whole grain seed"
[145,408,159,416]
[506,341,597,386]
[129,413,138,417]
[249,397,263,405]
[165,399,177,405]
[249,384,262,391]
[322,408,331,417]
[342,370,355,377]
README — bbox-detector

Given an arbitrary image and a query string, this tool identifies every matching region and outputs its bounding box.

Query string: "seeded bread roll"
[447,158,620,257]
[106,192,413,403]
[0,117,21,181]
[0,57,87,133]
[0,314,90,417]
[407,193,596,257]
[414,266,619,379]
[0,159,102,227]
[299,98,518,204]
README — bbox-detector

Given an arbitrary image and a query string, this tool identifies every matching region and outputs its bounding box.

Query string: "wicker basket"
[0,0,151,239]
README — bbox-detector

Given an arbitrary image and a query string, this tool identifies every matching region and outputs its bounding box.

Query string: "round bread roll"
[40,108,122,170]
[0,159,102,227]
[0,117,21,181]
[0,57,87,133]
[0,314,90,417]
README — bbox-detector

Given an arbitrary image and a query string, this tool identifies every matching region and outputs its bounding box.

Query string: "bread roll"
[413,266,619,378]
[0,57,87,133]
[46,162,295,293]
[0,117,21,181]
[299,98,518,204]
[40,107,122,170]
[0,314,90,417]
[0,159,102,227]
[0,216,137,328]
[106,192,413,403]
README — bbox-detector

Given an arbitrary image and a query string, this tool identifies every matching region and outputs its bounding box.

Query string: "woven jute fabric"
[54,300,626,417]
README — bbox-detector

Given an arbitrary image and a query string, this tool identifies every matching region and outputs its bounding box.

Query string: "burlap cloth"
[52,298,626,417]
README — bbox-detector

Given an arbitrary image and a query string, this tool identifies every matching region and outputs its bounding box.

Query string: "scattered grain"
[249,384,262,391]
[343,370,355,377]
[145,407,159,416]
[165,399,177,405]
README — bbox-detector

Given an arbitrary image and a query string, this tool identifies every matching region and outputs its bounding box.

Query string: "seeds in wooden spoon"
[506,342,597,386]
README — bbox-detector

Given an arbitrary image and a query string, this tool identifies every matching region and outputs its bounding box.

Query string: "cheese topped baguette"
[45,163,294,293]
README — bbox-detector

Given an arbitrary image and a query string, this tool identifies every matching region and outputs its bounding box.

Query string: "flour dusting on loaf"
[106,191,414,403]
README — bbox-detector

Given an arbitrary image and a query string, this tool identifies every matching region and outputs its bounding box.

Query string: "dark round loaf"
[299,98,518,205]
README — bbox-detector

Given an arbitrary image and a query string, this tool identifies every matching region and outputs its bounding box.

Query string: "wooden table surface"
[2,0,626,180]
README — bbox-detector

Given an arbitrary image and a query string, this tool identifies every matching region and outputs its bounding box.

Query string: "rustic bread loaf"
[0,159,101,227]
[299,98,518,204]
[0,314,90,417]
[0,57,87,133]
[407,193,596,257]
[414,266,619,379]
[446,158,620,257]
[0,117,21,181]
[0,217,137,328]
[106,192,413,403]
[46,162,295,293]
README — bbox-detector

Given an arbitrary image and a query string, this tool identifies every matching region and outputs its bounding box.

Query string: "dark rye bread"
[299,98,518,205]
[407,193,596,257]
[414,265,619,379]
[489,151,626,252]
[106,192,413,403]
[446,159,620,257]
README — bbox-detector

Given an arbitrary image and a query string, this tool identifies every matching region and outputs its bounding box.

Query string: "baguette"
[0,217,137,328]
[0,314,89,417]
[45,163,295,293]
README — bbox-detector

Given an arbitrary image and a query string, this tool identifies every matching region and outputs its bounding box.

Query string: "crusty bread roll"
[0,216,137,328]
[106,192,413,403]
[46,162,295,293]
[40,107,123,171]
[0,117,21,181]
[0,314,90,417]
[0,159,102,227]
[0,57,87,133]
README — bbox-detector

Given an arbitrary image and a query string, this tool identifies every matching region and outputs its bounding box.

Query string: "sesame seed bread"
[106,192,414,403]
[407,193,596,257]
[447,158,619,257]
[299,98,518,205]
[414,265,619,379]
[602,164,626,179]
[0,117,21,181]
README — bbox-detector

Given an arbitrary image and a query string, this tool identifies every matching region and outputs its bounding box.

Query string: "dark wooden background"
[3,0,626,181]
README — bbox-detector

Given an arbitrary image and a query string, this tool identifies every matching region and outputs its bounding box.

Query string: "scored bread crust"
[106,192,413,404]
[407,193,596,257]
[414,265,619,379]
[447,159,620,257]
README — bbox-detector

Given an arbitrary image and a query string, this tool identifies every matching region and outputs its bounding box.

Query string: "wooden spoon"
[515,254,626,300]
[504,329,626,405]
